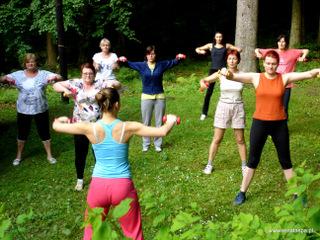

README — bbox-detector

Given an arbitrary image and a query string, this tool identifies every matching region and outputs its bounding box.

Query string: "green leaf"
[170,212,200,232]
[111,198,132,219]
[153,213,167,227]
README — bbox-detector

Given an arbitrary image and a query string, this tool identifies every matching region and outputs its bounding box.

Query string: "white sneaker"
[200,114,206,121]
[75,180,84,191]
[241,165,247,176]
[155,146,162,152]
[203,164,213,174]
[142,146,149,152]
[48,157,57,164]
[12,159,21,166]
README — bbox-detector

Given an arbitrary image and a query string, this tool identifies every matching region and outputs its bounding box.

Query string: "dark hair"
[213,31,224,45]
[80,63,96,75]
[226,50,241,63]
[277,34,289,49]
[144,45,156,60]
[264,50,280,64]
[95,87,120,112]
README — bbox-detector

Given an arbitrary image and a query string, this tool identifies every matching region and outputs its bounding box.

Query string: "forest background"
[0,0,319,74]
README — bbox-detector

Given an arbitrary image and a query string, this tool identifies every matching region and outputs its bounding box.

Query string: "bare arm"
[226,43,242,53]
[125,115,177,138]
[220,68,260,87]
[0,75,15,84]
[199,71,220,91]
[284,68,320,85]
[53,117,91,135]
[195,43,212,55]
[53,80,73,97]
[298,49,309,62]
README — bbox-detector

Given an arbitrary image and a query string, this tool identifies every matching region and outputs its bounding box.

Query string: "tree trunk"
[318,15,320,44]
[46,32,57,69]
[289,0,302,48]
[235,0,258,72]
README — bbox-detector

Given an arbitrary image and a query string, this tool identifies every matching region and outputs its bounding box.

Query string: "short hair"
[23,53,37,67]
[226,50,241,63]
[80,63,96,75]
[99,38,111,47]
[264,50,280,64]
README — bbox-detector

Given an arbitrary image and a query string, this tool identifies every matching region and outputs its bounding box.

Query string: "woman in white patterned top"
[0,53,62,166]
[53,63,107,191]
[199,50,247,176]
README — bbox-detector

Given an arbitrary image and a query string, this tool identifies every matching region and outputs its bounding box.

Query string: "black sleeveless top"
[210,45,227,70]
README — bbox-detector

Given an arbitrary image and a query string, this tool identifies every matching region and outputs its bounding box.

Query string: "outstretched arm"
[226,43,242,53]
[0,75,15,85]
[220,68,260,87]
[298,49,309,62]
[195,43,212,55]
[284,68,320,85]
[53,117,91,135]
[125,114,178,138]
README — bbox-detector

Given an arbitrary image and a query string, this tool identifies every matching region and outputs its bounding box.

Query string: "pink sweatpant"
[83,177,143,240]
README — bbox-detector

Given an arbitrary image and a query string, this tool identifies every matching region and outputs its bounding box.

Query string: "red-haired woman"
[221,50,320,205]
[199,50,247,176]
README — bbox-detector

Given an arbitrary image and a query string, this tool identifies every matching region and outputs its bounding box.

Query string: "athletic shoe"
[142,146,149,152]
[234,191,246,205]
[200,114,206,121]
[241,165,247,176]
[75,180,84,191]
[12,159,21,166]
[203,164,213,174]
[48,157,57,164]
[155,146,162,152]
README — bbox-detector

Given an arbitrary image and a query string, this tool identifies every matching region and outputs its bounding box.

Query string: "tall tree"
[289,0,302,48]
[235,0,258,72]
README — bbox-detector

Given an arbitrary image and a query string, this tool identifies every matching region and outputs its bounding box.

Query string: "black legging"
[201,68,218,115]
[248,119,292,170]
[74,135,92,179]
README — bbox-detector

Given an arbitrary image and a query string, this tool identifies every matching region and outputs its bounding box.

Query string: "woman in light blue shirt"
[53,87,179,240]
[0,53,62,166]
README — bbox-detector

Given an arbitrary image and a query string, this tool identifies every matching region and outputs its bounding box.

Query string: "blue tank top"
[211,46,227,70]
[92,119,131,178]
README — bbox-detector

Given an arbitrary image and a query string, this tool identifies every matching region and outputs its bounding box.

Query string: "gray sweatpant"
[141,99,166,148]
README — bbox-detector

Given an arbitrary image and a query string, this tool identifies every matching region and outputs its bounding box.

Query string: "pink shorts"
[214,101,245,129]
[83,177,143,240]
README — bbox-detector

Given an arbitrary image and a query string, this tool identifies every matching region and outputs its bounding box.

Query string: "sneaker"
[234,191,246,205]
[142,146,149,152]
[241,165,247,177]
[203,164,213,174]
[48,157,57,164]
[155,146,162,152]
[75,180,84,191]
[12,159,21,166]
[200,114,206,121]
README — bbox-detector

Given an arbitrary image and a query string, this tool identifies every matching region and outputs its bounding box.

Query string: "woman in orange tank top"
[220,50,320,205]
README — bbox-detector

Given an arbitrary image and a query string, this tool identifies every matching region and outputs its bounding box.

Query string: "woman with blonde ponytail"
[53,87,179,240]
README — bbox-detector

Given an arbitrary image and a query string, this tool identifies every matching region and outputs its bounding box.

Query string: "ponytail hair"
[95,87,120,112]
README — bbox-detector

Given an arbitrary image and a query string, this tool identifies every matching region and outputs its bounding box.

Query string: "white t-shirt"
[92,52,118,81]
[219,74,244,104]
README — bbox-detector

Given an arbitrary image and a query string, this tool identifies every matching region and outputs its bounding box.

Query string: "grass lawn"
[0,59,319,239]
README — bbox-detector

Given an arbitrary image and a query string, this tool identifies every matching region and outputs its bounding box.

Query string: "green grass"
[0,59,320,239]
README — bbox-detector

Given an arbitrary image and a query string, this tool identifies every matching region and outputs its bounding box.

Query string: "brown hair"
[264,50,280,64]
[95,87,120,112]
[23,53,37,67]
[80,63,96,75]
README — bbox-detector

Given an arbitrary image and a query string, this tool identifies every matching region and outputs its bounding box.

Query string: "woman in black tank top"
[195,31,242,120]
